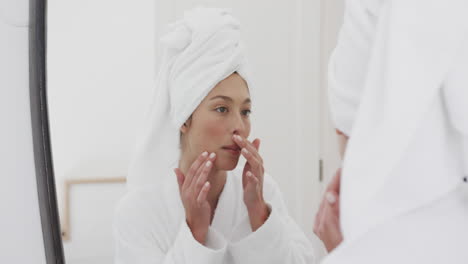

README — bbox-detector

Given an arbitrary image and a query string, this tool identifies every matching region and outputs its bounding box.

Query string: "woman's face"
[181,73,251,171]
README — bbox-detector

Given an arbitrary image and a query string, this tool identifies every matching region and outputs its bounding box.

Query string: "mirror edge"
[29,0,65,263]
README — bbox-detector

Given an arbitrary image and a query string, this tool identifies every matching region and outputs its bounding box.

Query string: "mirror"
[46,1,344,263]
[1,0,63,263]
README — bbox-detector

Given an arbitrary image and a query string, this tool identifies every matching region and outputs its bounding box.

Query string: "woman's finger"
[191,152,216,189]
[193,158,214,195]
[174,168,185,191]
[319,201,332,233]
[246,140,263,163]
[241,147,262,170]
[251,138,264,163]
[233,135,263,164]
[185,151,209,187]
[314,198,326,231]
[195,152,216,175]
[244,171,259,197]
[332,192,340,217]
[252,138,260,151]
[246,171,259,185]
[241,148,264,183]
[197,181,211,206]
[326,168,342,195]
[326,192,337,205]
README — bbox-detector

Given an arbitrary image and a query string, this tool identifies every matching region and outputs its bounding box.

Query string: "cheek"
[193,118,226,150]
[201,119,225,139]
[245,120,251,137]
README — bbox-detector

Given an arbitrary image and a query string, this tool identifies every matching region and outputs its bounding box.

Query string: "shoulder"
[115,174,179,216]
[114,189,163,230]
[114,180,183,239]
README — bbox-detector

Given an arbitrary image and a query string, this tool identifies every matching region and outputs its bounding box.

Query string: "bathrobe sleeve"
[443,39,468,177]
[228,174,317,264]
[113,190,228,264]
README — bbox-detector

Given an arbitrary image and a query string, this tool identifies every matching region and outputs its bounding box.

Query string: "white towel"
[126,8,252,190]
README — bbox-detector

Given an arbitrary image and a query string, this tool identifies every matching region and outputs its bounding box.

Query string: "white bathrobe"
[326,0,468,263]
[113,168,317,264]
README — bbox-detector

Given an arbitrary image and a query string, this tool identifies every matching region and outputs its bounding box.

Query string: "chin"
[215,156,240,171]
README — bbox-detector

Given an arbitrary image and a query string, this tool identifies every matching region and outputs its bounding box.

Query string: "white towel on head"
[127,7,252,190]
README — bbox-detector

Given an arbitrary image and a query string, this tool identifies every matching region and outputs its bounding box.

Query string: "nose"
[231,111,247,136]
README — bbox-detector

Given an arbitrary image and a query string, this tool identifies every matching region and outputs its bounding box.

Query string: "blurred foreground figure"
[325,0,468,263]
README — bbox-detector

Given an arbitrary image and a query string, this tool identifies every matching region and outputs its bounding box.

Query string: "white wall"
[0,0,47,263]
[47,0,344,262]
[47,0,155,183]
[319,0,344,189]
[47,0,154,263]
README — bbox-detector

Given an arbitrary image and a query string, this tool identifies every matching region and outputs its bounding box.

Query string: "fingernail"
[246,171,252,177]
[206,161,212,167]
[202,151,208,157]
[209,152,216,159]
[235,135,242,141]
[242,148,249,154]
[326,192,336,204]
[205,182,210,188]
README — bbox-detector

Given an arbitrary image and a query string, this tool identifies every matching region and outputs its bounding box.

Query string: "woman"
[113,8,322,264]
[324,0,468,263]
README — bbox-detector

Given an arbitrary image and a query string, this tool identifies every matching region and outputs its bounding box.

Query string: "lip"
[222,144,241,155]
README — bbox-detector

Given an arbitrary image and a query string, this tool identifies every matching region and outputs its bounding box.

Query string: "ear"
[180,118,192,134]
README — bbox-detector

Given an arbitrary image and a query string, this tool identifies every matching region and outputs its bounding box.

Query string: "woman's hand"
[233,135,270,231]
[174,151,216,244]
[313,168,343,252]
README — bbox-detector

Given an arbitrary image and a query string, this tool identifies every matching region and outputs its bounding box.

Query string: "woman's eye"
[242,109,251,117]
[216,107,228,113]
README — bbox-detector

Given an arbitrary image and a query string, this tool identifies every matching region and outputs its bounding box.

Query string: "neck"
[179,153,227,212]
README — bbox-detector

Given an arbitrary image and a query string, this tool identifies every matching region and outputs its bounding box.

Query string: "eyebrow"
[209,95,251,104]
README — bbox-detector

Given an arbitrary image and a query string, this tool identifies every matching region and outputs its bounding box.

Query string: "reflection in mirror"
[47,1,343,263]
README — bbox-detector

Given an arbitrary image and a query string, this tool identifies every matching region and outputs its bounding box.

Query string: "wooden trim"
[61,177,126,241]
